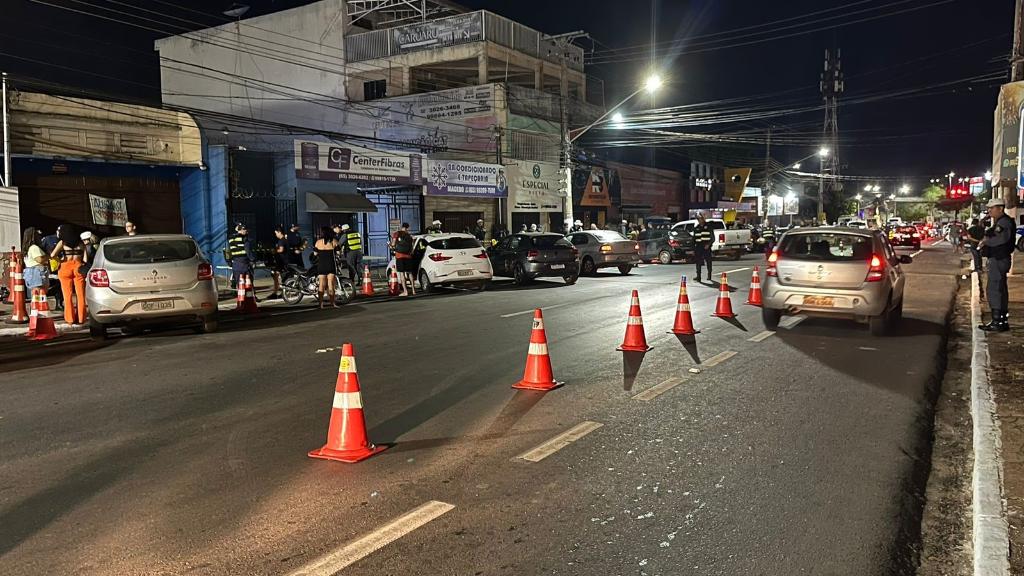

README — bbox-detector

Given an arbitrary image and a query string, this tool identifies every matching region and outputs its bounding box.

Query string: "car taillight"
[197,262,214,280]
[866,254,885,282]
[473,251,488,259]
[668,239,679,247]
[88,268,110,288]
[571,247,579,257]
[766,250,779,277]
[526,250,539,260]
[600,244,613,253]
[718,233,725,243]
[428,253,452,262]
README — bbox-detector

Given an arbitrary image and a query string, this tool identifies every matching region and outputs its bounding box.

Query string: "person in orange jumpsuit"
[49,224,88,325]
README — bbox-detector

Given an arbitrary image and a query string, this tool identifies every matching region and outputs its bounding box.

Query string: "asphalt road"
[0,241,959,575]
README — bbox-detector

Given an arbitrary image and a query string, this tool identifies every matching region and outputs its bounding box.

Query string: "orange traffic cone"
[5,254,28,324]
[361,265,374,296]
[236,274,259,314]
[29,288,59,341]
[513,309,563,391]
[745,267,763,307]
[308,343,388,463]
[4,247,16,304]
[387,267,401,296]
[668,276,700,335]
[26,288,40,337]
[711,273,736,318]
[618,289,653,352]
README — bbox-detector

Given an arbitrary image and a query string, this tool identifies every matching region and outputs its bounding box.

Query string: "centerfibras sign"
[295,140,423,185]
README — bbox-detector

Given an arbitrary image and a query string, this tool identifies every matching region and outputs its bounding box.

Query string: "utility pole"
[762,126,772,225]
[1013,0,1024,81]
[820,48,843,223]
[2,73,10,188]
[545,30,587,229]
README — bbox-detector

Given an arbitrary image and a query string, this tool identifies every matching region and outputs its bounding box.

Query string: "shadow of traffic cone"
[513,309,563,391]
[711,273,736,318]
[29,288,59,341]
[361,265,374,297]
[618,289,653,351]
[745,267,763,307]
[387,267,400,296]
[237,274,259,314]
[5,254,28,325]
[668,276,700,335]
[308,343,388,463]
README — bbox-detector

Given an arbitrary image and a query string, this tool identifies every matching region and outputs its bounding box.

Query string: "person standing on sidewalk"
[391,222,416,297]
[978,197,1015,332]
[21,227,48,292]
[49,224,87,325]
[124,221,138,237]
[341,224,363,278]
[966,218,985,273]
[228,223,255,292]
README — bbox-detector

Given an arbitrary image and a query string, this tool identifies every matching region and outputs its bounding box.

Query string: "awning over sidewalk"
[300,180,378,213]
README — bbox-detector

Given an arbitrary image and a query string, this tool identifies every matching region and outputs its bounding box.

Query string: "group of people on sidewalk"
[16,220,137,326]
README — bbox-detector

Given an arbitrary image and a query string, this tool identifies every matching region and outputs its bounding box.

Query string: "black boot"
[979,310,1009,332]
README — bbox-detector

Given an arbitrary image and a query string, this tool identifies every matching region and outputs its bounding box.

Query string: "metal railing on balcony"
[345,10,584,71]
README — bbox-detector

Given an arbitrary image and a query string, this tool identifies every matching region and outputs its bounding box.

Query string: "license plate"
[457,269,474,277]
[802,295,834,307]
[550,264,565,270]
[142,300,173,311]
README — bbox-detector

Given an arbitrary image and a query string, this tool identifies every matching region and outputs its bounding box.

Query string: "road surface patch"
[779,315,806,329]
[701,350,737,368]
[514,421,603,462]
[747,330,775,342]
[501,303,569,318]
[287,500,455,576]
[632,377,684,401]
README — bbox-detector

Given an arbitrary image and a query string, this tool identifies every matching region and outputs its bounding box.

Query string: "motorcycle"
[280,264,355,306]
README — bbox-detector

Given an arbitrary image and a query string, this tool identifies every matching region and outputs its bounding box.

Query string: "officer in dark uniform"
[761,225,777,255]
[341,223,363,278]
[286,224,304,267]
[693,213,714,282]
[979,197,1015,331]
[228,223,255,290]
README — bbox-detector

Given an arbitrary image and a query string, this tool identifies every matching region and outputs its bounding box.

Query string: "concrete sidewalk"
[983,267,1024,573]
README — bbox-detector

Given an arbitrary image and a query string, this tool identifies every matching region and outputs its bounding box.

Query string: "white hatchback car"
[386,233,492,292]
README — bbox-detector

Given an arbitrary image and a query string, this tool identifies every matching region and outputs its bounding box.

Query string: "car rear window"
[529,235,573,248]
[428,237,482,250]
[779,233,874,261]
[590,231,627,242]
[102,240,198,264]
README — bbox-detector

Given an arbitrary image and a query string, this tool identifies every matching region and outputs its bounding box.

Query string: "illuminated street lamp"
[610,111,625,127]
[899,184,909,194]
[644,74,663,94]
[574,74,663,141]
[793,163,801,170]
[985,170,993,181]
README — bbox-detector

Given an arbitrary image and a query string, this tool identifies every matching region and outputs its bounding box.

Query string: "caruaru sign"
[294,140,423,185]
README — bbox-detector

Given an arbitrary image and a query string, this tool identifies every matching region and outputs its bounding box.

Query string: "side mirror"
[899,254,913,264]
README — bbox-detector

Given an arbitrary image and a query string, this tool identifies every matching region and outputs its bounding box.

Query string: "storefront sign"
[88,194,128,226]
[393,13,483,53]
[580,167,611,207]
[425,159,507,197]
[374,85,498,155]
[295,140,423,185]
[695,178,713,190]
[766,195,783,216]
[507,160,565,212]
[717,201,756,212]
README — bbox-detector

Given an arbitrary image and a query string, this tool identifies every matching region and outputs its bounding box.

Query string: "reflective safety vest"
[345,231,362,252]
[694,225,712,245]
[228,234,249,260]
[762,228,776,240]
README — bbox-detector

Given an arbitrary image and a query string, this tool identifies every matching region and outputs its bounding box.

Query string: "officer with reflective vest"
[979,197,1015,332]
[341,223,363,278]
[228,222,254,289]
[761,225,777,254]
[693,212,714,282]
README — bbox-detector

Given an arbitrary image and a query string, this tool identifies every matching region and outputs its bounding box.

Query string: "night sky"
[3,0,1015,185]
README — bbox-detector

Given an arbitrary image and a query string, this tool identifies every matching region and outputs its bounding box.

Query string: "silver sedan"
[761,228,911,335]
[565,230,641,275]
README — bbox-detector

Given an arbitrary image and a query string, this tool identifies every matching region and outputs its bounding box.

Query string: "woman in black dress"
[314,226,339,308]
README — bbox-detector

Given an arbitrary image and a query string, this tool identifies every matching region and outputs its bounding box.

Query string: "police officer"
[693,212,714,282]
[979,197,1015,332]
[761,225,777,255]
[286,224,304,267]
[341,223,363,278]
[228,223,254,290]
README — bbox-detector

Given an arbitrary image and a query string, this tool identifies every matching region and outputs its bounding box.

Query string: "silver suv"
[85,234,219,339]
[761,228,911,336]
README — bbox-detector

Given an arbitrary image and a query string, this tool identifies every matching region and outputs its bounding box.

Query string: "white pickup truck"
[672,219,751,260]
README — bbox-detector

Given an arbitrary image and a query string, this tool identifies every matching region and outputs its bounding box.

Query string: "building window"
[364,79,387,101]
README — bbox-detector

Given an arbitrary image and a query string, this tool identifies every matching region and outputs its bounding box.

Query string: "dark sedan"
[638,228,693,264]
[487,233,581,285]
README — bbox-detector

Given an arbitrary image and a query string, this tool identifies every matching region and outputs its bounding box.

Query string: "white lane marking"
[723,267,750,275]
[779,315,806,329]
[633,377,684,401]
[910,249,924,258]
[287,501,455,576]
[515,421,603,462]
[858,346,878,351]
[500,303,569,318]
[701,350,737,368]
[748,330,775,342]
